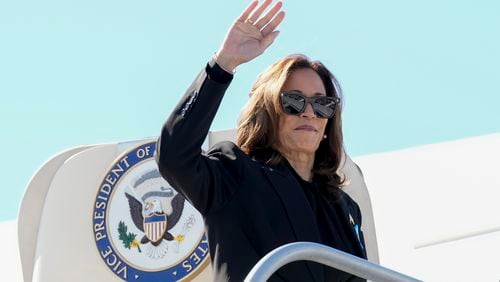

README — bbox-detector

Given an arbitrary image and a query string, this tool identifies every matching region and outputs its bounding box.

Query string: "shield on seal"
[143,213,167,243]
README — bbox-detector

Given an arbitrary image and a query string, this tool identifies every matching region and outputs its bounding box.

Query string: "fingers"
[261,10,285,37]
[246,0,272,23]
[237,0,259,22]
[254,1,282,29]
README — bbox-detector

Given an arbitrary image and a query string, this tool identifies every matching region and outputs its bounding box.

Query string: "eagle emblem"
[125,192,185,246]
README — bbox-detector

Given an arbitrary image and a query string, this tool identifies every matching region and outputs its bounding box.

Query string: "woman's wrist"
[213,52,239,74]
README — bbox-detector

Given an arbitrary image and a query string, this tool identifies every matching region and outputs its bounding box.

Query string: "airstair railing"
[244,242,422,282]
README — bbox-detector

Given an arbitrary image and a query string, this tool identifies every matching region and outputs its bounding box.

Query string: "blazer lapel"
[340,195,368,258]
[262,163,324,282]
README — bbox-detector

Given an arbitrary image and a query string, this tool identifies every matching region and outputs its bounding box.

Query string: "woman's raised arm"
[156,0,285,215]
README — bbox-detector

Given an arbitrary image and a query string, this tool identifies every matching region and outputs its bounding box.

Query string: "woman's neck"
[282,151,315,182]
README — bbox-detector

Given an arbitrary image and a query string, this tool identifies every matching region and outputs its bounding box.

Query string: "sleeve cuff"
[206,57,234,84]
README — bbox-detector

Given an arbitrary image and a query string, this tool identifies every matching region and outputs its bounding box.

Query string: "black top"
[284,160,367,282]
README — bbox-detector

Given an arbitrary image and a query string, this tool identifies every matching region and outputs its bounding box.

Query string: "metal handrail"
[244,242,422,282]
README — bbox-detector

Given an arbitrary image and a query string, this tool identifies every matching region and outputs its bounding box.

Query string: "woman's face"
[277,68,328,156]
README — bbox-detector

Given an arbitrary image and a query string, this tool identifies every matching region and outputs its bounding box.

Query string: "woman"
[156,0,367,281]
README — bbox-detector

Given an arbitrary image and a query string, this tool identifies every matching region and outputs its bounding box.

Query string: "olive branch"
[118,221,141,253]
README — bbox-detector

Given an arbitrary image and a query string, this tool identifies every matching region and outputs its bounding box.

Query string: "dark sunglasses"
[280,92,340,119]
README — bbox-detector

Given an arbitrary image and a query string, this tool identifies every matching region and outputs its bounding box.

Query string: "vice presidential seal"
[93,142,209,281]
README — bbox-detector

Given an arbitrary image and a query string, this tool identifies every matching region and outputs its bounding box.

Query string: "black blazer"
[156,64,367,282]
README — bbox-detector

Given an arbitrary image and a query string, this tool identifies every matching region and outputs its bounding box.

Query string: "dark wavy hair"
[236,54,346,200]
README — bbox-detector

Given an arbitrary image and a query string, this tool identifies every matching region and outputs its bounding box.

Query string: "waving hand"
[215,0,285,72]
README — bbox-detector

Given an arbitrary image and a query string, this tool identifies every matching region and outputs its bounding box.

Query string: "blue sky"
[1,0,499,221]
